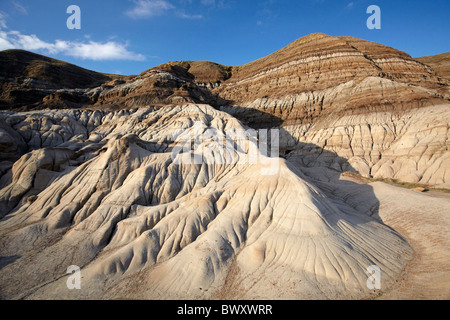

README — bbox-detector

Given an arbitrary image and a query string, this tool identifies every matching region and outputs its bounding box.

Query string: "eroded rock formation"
[0,104,412,299]
[0,33,449,300]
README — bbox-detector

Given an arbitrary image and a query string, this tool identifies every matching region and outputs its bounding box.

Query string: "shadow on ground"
[220,105,382,223]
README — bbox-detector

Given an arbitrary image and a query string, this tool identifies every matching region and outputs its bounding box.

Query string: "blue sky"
[0,0,449,75]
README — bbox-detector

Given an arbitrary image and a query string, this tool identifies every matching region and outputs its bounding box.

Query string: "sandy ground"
[370,183,450,299]
[277,164,450,300]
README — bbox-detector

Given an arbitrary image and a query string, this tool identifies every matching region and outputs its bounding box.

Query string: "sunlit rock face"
[0,104,412,299]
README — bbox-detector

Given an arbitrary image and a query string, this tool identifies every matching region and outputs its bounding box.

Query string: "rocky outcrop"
[285,103,450,187]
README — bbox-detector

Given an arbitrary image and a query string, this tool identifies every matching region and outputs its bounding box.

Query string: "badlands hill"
[0,49,124,110]
[416,52,450,81]
[0,33,449,300]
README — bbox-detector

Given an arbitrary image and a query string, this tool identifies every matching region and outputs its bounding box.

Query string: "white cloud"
[200,0,226,8]
[126,0,175,19]
[0,19,145,61]
[126,0,204,20]
[176,12,203,19]
[0,33,14,50]
[51,40,146,61]
[10,33,52,52]
[0,12,7,29]
[11,0,28,15]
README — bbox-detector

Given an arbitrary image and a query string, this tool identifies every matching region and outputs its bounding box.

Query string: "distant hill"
[0,49,113,109]
[1,39,448,113]
[0,49,112,88]
[416,52,450,80]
